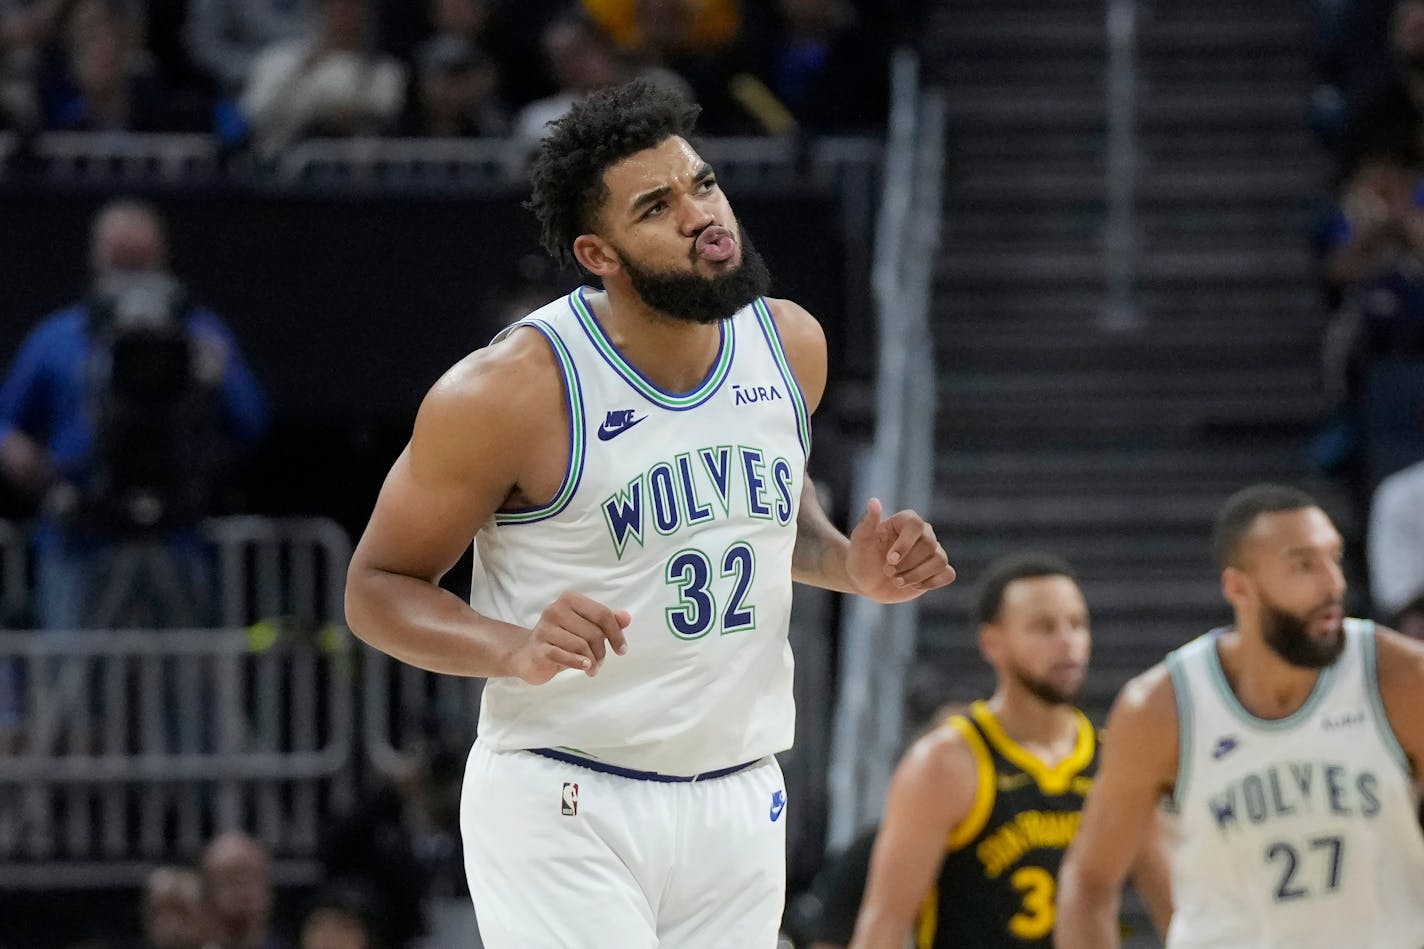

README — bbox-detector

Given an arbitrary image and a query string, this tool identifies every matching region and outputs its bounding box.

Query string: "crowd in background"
[7,0,1424,946]
[1309,0,1424,631]
[0,0,902,158]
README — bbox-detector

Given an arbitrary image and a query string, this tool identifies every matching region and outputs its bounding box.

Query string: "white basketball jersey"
[469,288,808,775]
[1162,620,1424,949]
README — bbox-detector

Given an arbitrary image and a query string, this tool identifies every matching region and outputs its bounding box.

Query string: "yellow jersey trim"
[916,883,939,949]
[945,715,997,851]
[969,700,1095,795]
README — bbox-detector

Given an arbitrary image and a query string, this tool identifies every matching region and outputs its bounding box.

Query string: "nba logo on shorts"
[561,782,579,816]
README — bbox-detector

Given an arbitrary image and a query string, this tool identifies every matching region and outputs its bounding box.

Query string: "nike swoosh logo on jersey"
[1211,736,1239,759]
[769,789,786,822]
[598,410,646,441]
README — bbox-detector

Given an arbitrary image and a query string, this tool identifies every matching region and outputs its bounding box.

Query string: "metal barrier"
[31,132,220,185]
[0,516,357,887]
[0,627,352,887]
[276,136,527,190]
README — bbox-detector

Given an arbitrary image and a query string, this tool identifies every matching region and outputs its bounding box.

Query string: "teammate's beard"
[1259,595,1346,669]
[1008,662,1080,706]
[618,227,771,325]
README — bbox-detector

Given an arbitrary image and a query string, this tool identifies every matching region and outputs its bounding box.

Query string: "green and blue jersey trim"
[1165,647,1194,808]
[751,297,812,459]
[493,318,586,525]
[1358,620,1411,773]
[1205,627,1339,731]
[569,287,734,410]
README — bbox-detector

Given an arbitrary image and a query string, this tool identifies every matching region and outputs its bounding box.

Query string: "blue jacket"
[0,303,269,538]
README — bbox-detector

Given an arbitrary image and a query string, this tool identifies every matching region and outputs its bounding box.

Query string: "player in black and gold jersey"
[848,554,1171,949]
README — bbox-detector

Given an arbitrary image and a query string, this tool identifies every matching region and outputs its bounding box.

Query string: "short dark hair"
[1211,483,1320,569]
[971,553,1078,627]
[525,79,701,270]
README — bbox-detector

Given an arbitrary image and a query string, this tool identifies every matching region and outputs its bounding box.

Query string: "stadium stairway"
[916,0,1333,714]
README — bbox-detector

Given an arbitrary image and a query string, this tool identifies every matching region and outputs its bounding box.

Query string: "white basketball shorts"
[461,738,788,948]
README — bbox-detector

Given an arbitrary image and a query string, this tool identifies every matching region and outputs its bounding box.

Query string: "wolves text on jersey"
[1206,762,1382,837]
[602,445,797,558]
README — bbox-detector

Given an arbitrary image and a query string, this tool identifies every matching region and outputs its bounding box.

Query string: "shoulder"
[1102,664,1180,770]
[1113,662,1179,727]
[761,297,827,412]
[21,307,85,349]
[1372,626,1424,774]
[891,715,986,800]
[762,296,825,348]
[422,326,563,420]
[1373,626,1424,707]
[410,326,565,461]
[1373,462,1424,508]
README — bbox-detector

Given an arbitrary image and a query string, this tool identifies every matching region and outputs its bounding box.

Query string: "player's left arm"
[1373,626,1424,790]
[1126,810,1174,940]
[766,297,955,601]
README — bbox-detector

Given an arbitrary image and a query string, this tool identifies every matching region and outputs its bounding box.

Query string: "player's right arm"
[344,330,628,683]
[1055,666,1178,949]
[848,723,980,949]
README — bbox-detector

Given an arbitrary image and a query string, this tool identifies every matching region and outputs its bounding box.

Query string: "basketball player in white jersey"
[343,79,955,949]
[1055,484,1424,948]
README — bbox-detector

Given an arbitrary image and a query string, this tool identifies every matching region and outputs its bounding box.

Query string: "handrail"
[826,50,947,850]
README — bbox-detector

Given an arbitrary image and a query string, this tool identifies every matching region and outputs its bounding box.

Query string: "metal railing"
[825,51,947,849]
[0,516,356,887]
[0,627,353,887]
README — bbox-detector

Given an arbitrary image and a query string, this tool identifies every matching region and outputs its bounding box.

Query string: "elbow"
[1055,854,1119,927]
[343,561,377,643]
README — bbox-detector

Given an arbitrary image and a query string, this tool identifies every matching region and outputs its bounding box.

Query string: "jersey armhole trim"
[945,715,996,852]
[752,297,812,459]
[915,883,939,949]
[492,319,586,525]
[1359,621,1411,772]
[1165,651,1193,809]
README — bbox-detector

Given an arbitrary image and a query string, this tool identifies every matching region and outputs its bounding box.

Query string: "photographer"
[0,198,268,629]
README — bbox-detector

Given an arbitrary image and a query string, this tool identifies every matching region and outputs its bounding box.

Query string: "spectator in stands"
[296,883,379,949]
[318,736,467,949]
[1339,0,1424,181]
[185,0,309,94]
[583,0,740,53]
[1368,452,1424,617]
[743,0,890,134]
[0,0,62,129]
[511,11,691,142]
[0,198,268,628]
[239,0,407,158]
[619,0,759,134]
[427,0,491,52]
[140,865,212,949]
[1323,152,1424,293]
[201,831,289,949]
[401,34,504,137]
[40,0,202,132]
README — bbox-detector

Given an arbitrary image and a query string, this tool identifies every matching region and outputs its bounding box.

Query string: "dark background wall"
[0,185,849,541]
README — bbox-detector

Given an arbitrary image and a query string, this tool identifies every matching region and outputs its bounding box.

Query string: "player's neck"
[984,690,1080,762]
[1215,628,1324,720]
[590,286,726,392]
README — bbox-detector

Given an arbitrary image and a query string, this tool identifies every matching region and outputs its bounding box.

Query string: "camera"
[77,272,221,534]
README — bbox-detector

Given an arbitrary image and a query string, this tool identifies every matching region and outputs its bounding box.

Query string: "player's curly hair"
[526,79,702,270]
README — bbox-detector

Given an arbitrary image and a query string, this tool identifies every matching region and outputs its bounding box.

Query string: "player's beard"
[618,227,771,325]
[1258,594,1346,669]
[1008,661,1081,707]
